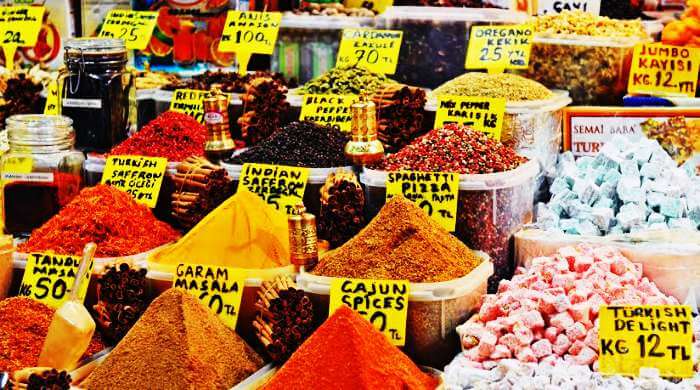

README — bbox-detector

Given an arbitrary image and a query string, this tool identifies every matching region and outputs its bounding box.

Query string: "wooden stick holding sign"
[218,11,282,75]
[0,6,45,71]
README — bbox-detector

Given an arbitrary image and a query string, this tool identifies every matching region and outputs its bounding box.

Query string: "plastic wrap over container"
[360,159,539,291]
[377,7,528,89]
[515,228,700,305]
[297,255,493,368]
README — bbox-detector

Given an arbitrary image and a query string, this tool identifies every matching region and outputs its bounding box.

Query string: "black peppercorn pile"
[227,121,351,168]
[0,74,42,129]
[27,369,71,390]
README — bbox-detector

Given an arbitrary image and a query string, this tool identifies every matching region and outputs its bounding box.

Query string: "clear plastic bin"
[0,236,14,299]
[296,256,493,368]
[360,159,539,292]
[376,7,528,89]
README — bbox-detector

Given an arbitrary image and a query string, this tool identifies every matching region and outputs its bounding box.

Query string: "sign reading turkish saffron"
[98,10,158,50]
[173,263,246,329]
[240,163,310,215]
[18,253,93,309]
[598,305,693,378]
[218,11,282,74]
[299,94,359,132]
[329,278,409,346]
[628,43,699,98]
[0,6,44,70]
[385,171,459,232]
[465,24,534,73]
[101,155,168,208]
[336,29,403,75]
[434,95,506,140]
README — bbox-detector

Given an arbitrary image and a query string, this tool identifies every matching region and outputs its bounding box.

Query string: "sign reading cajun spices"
[598,305,694,378]
[434,95,506,140]
[299,94,359,132]
[18,253,94,309]
[239,163,310,215]
[101,155,168,208]
[44,80,59,115]
[628,43,699,98]
[0,6,44,71]
[173,263,246,330]
[329,278,409,346]
[336,29,403,75]
[465,24,534,73]
[385,171,459,232]
[98,10,158,51]
[218,11,282,74]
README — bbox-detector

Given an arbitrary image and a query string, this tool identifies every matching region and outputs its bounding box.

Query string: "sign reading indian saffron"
[628,43,699,98]
[299,94,359,132]
[239,163,310,215]
[385,171,459,231]
[329,278,409,346]
[434,95,506,139]
[465,24,534,73]
[98,10,158,50]
[101,155,168,208]
[18,253,94,309]
[336,28,403,75]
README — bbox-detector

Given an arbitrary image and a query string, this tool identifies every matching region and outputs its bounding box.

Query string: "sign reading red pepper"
[218,11,282,75]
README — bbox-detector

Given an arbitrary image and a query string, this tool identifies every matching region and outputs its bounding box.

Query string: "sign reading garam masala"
[598,305,693,378]
[18,253,94,309]
[299,94,359,132]
[628,43,699,98]
[101,155,168,208]
[0,6,44,71]
[537,0,601,15]
[385,171,459,232]
[170,89,211,123]
[98,10,158,50]
[336,29,403,75]
[465,24,534,73]
[173,263,246,329]
[218,11,282,75]
[434,95,506,140]
[240,163,310,215]
[329,278,409,346]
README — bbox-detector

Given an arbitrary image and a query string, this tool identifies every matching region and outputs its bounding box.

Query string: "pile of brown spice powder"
[312,196,482,282]
[82,288,264,389]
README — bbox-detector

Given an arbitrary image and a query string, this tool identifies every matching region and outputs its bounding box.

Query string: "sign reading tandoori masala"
[18,253,94,309]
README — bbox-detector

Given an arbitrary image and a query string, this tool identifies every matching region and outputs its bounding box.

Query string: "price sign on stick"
[299,94,359,132]
[0,6,44,71]
[170,89,226,123]
[98,10,157,50]
[18,253,94,309]
[101,155,167,208]
[465,24,534,73]
[344,0,393,13]
[239,163,310,215]
[628,43,699,98]
[336,29,403,75]
[434,95,506,140]
[385,171,459,231]
[218,11,282,75]
[537,0,601,15]
[44,80,59,115]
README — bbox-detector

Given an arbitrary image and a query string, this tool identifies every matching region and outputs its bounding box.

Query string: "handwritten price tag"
[336,29,403,75]
[0,6,44,70]
[434,95,506,140]
[299,94,359,132]
[18,253,93,309]
[537,0,600,15]
[173,263,246,329]
[98,10,157,50]
[240,163,310,215]
[386,171,459,231]
[466,24,534,73]
[628,43,698,98]
[329,278,409,346]
[101,155,167,208]
[44,80,59,115]
[218,11,281,74]
[598,305,693,378]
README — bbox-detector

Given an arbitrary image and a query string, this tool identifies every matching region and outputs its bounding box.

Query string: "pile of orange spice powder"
[262,305,440,390]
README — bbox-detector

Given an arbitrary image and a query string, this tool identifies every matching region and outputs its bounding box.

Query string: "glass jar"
[59,38,135,153]
[0,115,85,237]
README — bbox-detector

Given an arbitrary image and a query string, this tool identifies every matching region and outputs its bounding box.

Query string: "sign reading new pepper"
[18,253,94,309]
[218,11,282,75]
[434,95,506,140]
[98,10,158,50]
[628,43,699,98]
[336,29,403,75]
[0,6,44,71]
[329,278,409,346]
[598,305,693,378]
[385,171,459,232]
[240,163,310,215]
[299,94,359,132]
[465,24,534,73]
[101,155,168,208]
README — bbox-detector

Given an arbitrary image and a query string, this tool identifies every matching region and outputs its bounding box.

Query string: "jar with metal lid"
[0,115,84,237]
[58,38,135,153]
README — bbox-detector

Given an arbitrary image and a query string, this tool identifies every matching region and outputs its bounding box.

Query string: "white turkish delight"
[591,208,614,232]
[593,197,614,209]
[620,159,640,177]
[617,209,645,231]
[660,197,683,218]
[633,145,653,165]
[574,220,600,236]
[669,218,697,230]
[609,224,624,235]
[576,156,595,170]
[617,179,645,204]
[648,222,668,230]
[640,162,662,179]
[650,149,675,167]
[646,192,665,210]
[647,212,666,224]
[593,152,620,171]
[599,182,617,199]
[564,200,591,218]
[603,169,622,186]
[559,151,575,164]
[549,177,571,195]
[573,180,600,206]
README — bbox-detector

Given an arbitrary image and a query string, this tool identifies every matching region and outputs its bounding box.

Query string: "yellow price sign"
[336,29,403,75]
[628,43,699,98]
[44,80,59,115]
[173,263,246,329]
[98,10,157,51]
[169,89,230,123]
[18,253,94,309]
[240,163,310,215]
[386,171,459,231]
[434,95,506,140]
[0,6,44,71]
[465,24,534,73]
[101,155,168,208]
[598,305,694,378]
[299,94,359,132]
[218,11,282,75]
[329,278,409,346]
[344,0,393,13]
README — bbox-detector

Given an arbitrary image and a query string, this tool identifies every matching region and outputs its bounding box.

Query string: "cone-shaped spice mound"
[262,305,439,390]
[83,288,264,390]
[313,196,482,282]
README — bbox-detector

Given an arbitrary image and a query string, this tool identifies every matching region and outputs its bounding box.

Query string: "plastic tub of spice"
[0,236,14,299]
[297,256,493,369]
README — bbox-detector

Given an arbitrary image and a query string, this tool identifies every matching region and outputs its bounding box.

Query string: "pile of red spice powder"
[262,305,439,390]
[373,124,527,174]
[0,297,104,372]
[19,185,180,257]
[110,111,207,162]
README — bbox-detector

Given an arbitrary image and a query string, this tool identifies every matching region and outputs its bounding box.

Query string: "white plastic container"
[360,159,539,292]
[297,255,493,368]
